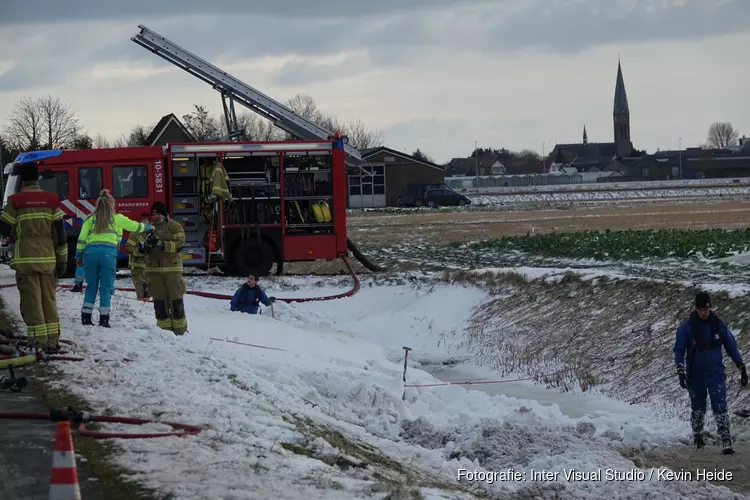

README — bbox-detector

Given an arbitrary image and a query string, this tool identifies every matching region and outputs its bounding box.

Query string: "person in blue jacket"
[674,291,748,454]
[230,272,276,314]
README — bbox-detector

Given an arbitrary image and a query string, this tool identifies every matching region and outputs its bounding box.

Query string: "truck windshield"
[2,163,19,210]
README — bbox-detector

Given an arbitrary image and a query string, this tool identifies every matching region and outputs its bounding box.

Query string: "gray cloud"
[0,0,494,25]
[2,0,747,94]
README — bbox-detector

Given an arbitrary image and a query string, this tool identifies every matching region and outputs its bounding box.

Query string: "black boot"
[71,283,83,293]
[99,314,110,328]
[694,434,705,449]
[81,312,93,325]
[722,438,735,455]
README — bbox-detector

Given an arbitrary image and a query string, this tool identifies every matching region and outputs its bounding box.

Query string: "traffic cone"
[49,421,81,500]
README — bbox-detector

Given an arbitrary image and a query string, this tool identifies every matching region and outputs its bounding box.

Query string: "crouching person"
[230,273,276,314]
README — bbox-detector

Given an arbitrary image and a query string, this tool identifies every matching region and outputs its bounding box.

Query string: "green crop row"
[467,228,750,260]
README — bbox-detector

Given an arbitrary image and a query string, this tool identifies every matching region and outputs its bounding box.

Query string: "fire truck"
[1,25,384,278]
[2,137,358,277]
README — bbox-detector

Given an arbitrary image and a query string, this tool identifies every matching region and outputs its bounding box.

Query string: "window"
[78,167,102,199]
[38,171,70,201]
[113,166,148,198]
[348,164,386,197]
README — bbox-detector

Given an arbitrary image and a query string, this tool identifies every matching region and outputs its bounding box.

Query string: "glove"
[75,251,83,267]
[144,223,154,233]
[740,364,748,388]
[210,193,217,200]
[146,231,160,248]
[269,297,276,304]
[55,262,67,278]
[676,364,688,390]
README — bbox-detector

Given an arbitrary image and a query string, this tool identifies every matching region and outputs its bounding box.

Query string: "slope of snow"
[0,269,743,499]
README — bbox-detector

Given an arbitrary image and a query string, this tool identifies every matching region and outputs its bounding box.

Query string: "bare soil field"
[348,200,750,246]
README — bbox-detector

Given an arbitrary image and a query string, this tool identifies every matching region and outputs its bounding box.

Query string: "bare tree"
[112,124,151,147]
[182,104,219,141]
[337,116,385,149]
[2,97,44,151]
[38,95,80,148]
[2,95,81,151]
[707,122,740,149]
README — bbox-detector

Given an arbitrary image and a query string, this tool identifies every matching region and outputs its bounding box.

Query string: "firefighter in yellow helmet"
[0,161,68,351]
[144,202,188,335]
[125,218,151,300]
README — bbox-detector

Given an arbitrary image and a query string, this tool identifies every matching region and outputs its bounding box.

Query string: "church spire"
[582,124,588,144]
[613,60,629,115]
[613,59,632,158]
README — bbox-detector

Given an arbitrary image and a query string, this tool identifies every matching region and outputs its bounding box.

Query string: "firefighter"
[0,161,68,351]
[125,219,150,300]
[76,189,152,327]
[145,202,188,335]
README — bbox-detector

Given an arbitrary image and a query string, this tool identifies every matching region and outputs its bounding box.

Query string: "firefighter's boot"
[71,283,83,293]
[81,312,93,326]
[99,314,110,328]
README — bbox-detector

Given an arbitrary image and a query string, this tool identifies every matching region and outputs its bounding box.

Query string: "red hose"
[1,255,360,304]
[0,409,202,439]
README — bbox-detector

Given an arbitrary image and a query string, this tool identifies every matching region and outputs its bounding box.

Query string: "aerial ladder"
[130,25,363,164]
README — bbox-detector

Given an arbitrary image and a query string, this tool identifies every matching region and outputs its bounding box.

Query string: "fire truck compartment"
[171,196,201,214]
[171,159,199,177]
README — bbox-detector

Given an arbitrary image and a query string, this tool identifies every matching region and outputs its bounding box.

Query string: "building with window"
[348,147,445,208]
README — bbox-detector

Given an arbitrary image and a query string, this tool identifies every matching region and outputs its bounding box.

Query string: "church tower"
[613,60,632,158]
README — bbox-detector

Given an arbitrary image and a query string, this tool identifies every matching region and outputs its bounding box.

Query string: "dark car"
[422,188,471,208]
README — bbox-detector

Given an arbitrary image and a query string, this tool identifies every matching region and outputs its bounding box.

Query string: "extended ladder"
[131,25,363,162]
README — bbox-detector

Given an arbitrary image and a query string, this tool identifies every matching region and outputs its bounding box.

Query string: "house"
[145,113,196,146]
[605,156,671,181]
[348,147,446,208]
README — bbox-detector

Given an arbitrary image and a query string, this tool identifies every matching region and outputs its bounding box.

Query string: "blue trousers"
[688,371,730,440]
[82,247,117,316]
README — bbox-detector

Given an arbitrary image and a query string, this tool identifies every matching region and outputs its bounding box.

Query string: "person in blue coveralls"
[230,272,276,314]
[674,291,748,454]
[75,189,153,327]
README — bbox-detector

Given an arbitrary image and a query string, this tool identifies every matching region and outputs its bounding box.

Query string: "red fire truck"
[2,137,353,277]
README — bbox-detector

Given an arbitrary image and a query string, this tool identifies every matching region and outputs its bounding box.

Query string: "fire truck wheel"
[232,239,275,277]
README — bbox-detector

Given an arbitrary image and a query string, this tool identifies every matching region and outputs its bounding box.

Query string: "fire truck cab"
[1,138,349,278]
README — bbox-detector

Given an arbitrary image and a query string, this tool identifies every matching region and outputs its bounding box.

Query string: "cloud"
[0,0,748,163]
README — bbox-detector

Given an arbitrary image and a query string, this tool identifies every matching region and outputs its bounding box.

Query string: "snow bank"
[0,269,742,499]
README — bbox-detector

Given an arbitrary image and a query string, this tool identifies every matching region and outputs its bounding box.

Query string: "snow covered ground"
[0,269,744,499]
[468,185,750,206]
[459,177,750,196]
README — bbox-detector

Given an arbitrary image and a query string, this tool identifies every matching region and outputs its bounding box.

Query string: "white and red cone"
[49,420,82,500]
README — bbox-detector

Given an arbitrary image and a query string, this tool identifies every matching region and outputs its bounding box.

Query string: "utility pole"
[474,140,479,195]
[679,137,682,178]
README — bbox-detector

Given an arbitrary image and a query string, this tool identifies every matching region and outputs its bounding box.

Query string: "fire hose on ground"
[0,407,202,439]
[0,253,361,303]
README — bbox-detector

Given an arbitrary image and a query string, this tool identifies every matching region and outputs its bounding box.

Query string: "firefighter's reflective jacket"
[0,183,67,273]
[126,231,148,269]
[76,214,148,256]
[211,162,232,200]
[145,218,185,273]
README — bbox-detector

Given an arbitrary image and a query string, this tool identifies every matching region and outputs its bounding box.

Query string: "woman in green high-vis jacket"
[75,189,152,327]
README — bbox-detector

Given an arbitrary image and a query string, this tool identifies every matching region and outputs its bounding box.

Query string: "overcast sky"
[1,0,748,163]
